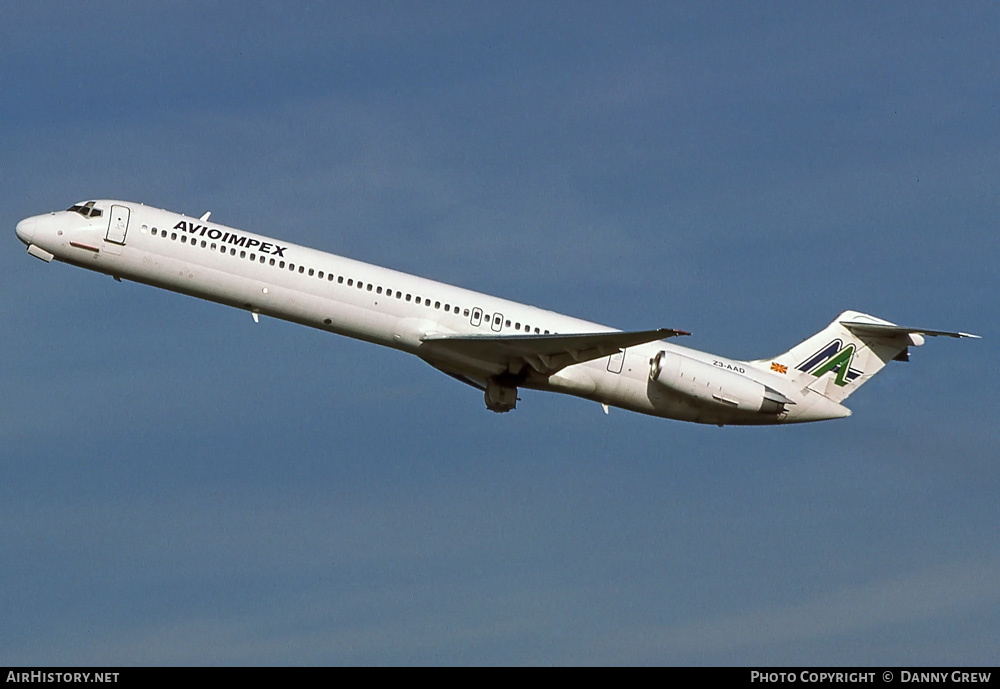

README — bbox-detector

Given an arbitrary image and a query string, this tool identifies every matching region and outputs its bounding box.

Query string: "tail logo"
[797,339,862,387]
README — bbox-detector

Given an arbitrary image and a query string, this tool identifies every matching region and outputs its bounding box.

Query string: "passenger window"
[308,268,314,276]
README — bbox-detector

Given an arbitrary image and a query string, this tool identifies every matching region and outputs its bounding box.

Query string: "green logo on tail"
[797,340,862,387]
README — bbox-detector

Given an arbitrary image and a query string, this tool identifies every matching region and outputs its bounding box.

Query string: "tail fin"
[749,310,979,404]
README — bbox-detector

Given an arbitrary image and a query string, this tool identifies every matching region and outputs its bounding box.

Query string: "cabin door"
[104,205,130,254]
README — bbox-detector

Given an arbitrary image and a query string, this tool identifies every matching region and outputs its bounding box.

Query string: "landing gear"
[484,377,518,413]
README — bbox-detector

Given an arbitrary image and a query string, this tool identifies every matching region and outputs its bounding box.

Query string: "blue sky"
[2,2,997,665]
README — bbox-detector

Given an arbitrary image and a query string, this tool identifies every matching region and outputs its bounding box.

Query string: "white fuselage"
[16,200,847,425]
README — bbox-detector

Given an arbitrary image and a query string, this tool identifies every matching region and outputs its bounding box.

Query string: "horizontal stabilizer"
[840,320,980,340]
[423,328,689,375]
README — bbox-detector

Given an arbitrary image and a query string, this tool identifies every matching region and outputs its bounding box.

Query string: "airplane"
[15,200,979,426]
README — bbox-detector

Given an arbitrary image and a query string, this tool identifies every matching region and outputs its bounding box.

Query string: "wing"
[422,328,689,376]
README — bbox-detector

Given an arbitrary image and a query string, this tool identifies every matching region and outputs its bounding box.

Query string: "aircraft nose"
[16,216,36,245]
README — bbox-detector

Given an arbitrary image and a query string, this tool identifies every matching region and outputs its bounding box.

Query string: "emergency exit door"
[607,348,625,374]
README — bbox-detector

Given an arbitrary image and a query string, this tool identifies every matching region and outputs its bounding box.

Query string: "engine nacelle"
[649,350,791,415]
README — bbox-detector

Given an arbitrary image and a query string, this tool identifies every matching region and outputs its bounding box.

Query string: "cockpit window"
[66,201,103,218]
